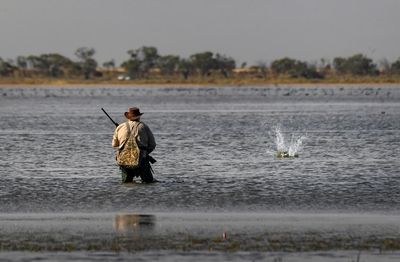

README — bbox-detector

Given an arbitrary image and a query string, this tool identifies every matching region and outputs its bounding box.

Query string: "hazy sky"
[0,0,399,66]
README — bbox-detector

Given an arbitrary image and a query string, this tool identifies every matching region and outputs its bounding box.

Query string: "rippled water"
[1,85,400,213]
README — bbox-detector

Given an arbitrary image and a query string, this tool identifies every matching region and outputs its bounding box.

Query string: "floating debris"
[276,151,299,158]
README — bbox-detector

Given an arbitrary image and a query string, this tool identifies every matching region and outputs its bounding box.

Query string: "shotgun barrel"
[101,108,119,127]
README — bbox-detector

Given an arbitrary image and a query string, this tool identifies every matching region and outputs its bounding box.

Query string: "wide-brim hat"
[124,107,143,118]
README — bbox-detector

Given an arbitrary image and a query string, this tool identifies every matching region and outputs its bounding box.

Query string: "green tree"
[0,57,16,77]
[190,51,217,76]
[271,57,297,75]
[215,53,236,78]
[41,53,74,77]
[178,58,194,80]
[390,58,400,75]
[26,55,48,71]
[333,54,378,76]
[75,47,98,79]
[125,46,159,78]
[121,59,141,79]
[158,55,180,75]
[271,57,322,79]
[25,53,75,77]
[297,63,322,79]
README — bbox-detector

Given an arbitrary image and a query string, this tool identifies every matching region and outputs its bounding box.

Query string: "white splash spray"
[273,126,306,157]
[275,126,286,152]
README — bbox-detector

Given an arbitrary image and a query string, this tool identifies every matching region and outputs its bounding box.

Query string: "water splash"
[275,127,287,152]
[288,134,306,156]
[274,127,306,157]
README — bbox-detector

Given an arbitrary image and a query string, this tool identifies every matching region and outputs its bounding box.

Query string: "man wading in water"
[112,107,156,183]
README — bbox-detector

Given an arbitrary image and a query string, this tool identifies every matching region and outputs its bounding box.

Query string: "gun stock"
[148,155,157,164]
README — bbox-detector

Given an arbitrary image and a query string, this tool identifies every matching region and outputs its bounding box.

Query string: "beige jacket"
[112,120,156,154]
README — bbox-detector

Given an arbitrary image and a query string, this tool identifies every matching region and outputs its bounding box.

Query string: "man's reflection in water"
[114,214,155,233]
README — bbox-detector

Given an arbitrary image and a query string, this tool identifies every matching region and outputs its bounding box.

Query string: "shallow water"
[1,251,400,262]
[1,212,400,251]
[1,85,399,213]
[1,85,400,260]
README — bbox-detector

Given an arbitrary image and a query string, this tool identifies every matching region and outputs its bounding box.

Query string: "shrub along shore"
[2,46,400,86]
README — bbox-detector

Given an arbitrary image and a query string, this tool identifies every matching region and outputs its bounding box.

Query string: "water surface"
[1,85,399,213]
[1,85,400,259]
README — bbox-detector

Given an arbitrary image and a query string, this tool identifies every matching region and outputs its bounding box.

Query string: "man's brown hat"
[124,107,143,118]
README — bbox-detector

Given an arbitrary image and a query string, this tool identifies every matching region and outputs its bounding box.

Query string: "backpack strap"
[119,121,141,151]
[118,121,133,152]
[125,121,132,138]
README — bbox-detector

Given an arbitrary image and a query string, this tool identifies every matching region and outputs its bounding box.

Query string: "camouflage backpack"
[116,121,141,169]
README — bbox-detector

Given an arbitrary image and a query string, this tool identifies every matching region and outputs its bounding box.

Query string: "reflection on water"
[115,214,155,232]
[0,212,400,253]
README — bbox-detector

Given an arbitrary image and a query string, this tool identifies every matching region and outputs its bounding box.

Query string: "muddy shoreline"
[1,212,399,252]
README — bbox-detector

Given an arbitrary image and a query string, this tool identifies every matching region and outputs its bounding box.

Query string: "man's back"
[112,107,156,183]
[113,120,156,154]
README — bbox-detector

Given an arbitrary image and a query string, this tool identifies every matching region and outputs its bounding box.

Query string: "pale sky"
[0,0,399,66]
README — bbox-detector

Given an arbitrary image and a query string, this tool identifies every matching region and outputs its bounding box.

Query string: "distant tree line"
[121,46,236,80]
[2,46,400,80]
[0,47,99,79]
